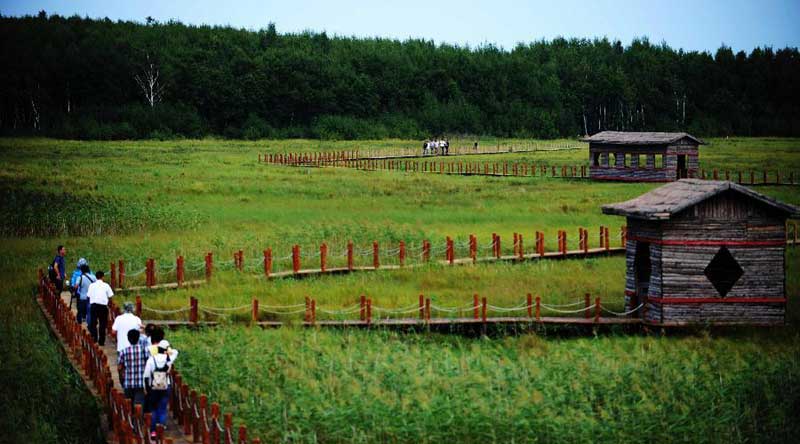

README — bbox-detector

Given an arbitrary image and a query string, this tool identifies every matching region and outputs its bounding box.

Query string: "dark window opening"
[633,241,651,315]
[677,154,687,178]
[592,152,600,166]
[704,246,744,297]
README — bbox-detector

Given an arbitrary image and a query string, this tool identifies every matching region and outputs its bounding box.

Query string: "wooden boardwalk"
[117,246,626,293]
[54,291,191,443]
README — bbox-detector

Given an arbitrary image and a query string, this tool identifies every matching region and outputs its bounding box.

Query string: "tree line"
[1,12,798,140]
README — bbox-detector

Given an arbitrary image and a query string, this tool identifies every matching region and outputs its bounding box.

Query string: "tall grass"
[170,327,800,444]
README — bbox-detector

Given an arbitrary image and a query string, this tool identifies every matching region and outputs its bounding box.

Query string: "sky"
[2,0,799,53]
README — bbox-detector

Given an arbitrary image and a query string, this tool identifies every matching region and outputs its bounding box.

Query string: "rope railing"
[89,227,636,291]
[127,291,645,326]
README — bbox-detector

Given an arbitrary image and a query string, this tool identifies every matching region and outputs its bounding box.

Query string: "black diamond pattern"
[704,246,743,297]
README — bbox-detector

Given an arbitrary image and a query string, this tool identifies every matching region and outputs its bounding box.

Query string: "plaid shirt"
[118,343,149,389]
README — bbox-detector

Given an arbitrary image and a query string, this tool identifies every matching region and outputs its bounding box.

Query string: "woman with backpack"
[73,262,95,324]
[143,339,178,436]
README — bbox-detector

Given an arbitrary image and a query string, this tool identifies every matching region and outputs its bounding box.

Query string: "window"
[624,154,631,167]
[592,152,600,166]
[655,154,663,168]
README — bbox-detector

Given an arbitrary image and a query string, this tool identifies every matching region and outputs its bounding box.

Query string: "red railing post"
[584,293,591,319]
[535,296,541,321]
[473,294,480,320]
[190,297,198,324]
[594,297,601,323]
[205,253,213,282]
[347,241,354,271]
[360,295,366,321]
[399,240,406,267]
[425,298,431,321]
[177,256,184,287]
[252,298,259,322]
[264,248,272,278]
[135,295,142,317]
[373,241,380,269]
[422,240,430,262]
[292,245,300,274]
[518,234,524,260]
[604,227,610,251]
[481,297,487,323]
[320,243,327,273]
[526,293,533,318]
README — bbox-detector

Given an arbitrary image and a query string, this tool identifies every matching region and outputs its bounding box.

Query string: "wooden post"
[360,295,366,321]
[205,253,213,282]
[495,235,501,258]
[252,298,259,322]
[118,260,125,288]
[190,297,198,324]
[604,227,610,251]
[594,297,601,323]
[423,240,430,262]
[535,296,541,321]
[526,293,532,318]
[447,237,454,264]
[518,234,524,260]
[473,294,480,320]
[419,294,425,320]
[264,248,272,278]
[481,297,487,323]
[304,297,310,323]
[320,243,327,273]
[366,298,372,326]
[425,298,431,321]
[347,241,354,271]
[178,255,185,287]
[311,299,316,325]
[599,226,605,249]
[238,250,244,271]
[292,245,300,274]
[135,295,142,317]
[373,241,380,269]
[513,232,518,256]
[399,240,406,267]
[470,234,477,263]
[584,293,591,319]
[239,426,247,444]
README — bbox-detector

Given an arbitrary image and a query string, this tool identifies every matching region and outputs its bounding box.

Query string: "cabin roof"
[601,179,800,220]
[582,131,705,145]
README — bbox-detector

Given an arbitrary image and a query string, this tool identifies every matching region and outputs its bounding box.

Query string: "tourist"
[118,329,148,407]
[143,323,157,347]
[51,245,67,292]
[87,270,113,345]
[73,263,96,324]
[144,339,179,435]
[147,326,166,357]
[111,302,143,353]
[69,257,87,307]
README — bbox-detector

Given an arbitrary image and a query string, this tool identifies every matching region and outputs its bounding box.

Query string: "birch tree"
[134,53,166,108]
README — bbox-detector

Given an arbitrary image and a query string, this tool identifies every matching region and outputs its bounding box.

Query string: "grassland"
[1,136,799,443]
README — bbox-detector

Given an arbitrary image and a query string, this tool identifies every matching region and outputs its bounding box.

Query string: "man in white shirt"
[112,302,143,352]
[87,270,114,346]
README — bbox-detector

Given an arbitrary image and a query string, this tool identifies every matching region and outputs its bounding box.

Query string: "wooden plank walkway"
[116,246,626,292]
[56,292,191,443]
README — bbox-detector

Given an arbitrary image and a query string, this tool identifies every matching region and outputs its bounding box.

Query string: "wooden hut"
[602,179,798,326]
[583,131,703,182]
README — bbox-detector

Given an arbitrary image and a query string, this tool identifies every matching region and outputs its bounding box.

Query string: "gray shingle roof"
[582,131,705,145]
[601,179,799,220]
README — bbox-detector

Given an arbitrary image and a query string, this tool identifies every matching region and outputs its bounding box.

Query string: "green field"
[1,137,799,443]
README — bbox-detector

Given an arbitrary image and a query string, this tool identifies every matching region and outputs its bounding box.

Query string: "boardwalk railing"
[105,227,632,291]
[698,168,799,186]
[131,291,645,327]
[37,271,260,444]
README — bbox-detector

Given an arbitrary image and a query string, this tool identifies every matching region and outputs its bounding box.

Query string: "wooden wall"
[589,141,699,182]
[623,191,787,325]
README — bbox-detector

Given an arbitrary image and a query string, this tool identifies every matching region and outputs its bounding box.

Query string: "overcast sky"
[2,0,799,53]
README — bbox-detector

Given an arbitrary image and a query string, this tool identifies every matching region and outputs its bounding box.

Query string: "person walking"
[73,263,95,324]
[112,302,143,353]
[51,245,67,293]
[87,270,113,345]
[69,258,87,309]
[144,339,179,436]
[118,329,149,407]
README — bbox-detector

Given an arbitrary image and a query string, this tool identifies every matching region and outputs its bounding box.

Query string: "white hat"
[158,340,170,349]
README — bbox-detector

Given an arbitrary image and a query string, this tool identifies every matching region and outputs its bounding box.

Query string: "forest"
[1,11,799,140]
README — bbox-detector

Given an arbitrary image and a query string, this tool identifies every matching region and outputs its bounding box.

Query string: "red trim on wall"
[649,297,786,304]
[629,236,785,247]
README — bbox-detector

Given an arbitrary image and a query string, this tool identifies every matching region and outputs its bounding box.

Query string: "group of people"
[422,139,450,156]
[50,245,178,438]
